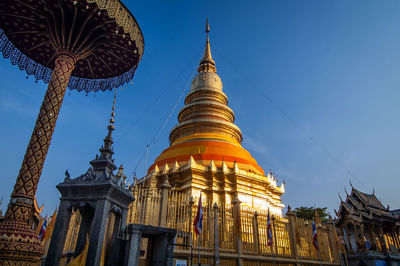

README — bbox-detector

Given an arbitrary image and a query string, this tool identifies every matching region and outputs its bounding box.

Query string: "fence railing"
[128,185,340,265]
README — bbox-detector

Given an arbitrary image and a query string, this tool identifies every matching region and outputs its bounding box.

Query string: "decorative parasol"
[0,0,144,263]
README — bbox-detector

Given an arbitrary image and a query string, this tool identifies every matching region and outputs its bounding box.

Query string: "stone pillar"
[125,228,142,266]
[272,215,278,256]
[366,226,374,250]
[121,207,128,232]
[140,187,149,224]
[158,175,172,227]
[378,225,387,251]
[208,194,214,251]
[214,202,221,266]
[339,227,346,250]
[252,211,260,255]
[359,224,366,251]
[86,200,111,266]
[371,225,382,252]
[326,216,339,262]
[345,223,353,251]
[232,196,243,266]
[354,223,365,251]
[392,228,400,250]
[286,206,298,260]
[353,224,362,251]
[339,227,349,266]
[396,227,400,248]
[389,231,397,250]
[189,196,194,265]
[45,200,72,266]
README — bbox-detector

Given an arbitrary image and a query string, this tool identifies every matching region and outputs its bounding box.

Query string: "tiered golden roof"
[147,20,284,215]
[151,19,263,174]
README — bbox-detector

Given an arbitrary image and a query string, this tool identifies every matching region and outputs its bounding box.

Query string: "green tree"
[294,206,330,222]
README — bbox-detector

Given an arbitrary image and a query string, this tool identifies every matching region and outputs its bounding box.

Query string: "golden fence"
[128,183,161,225]
[129,188,341,266]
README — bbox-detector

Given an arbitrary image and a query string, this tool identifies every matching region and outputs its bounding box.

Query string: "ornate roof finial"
[101,88,117,158]
[90,89,118,172]
[198,18,216,73]
[349,179,354,190]
[338,192,343,202]
[206,17,210,33]
[109,88,117,130]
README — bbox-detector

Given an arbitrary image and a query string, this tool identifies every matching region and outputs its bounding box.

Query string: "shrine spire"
[102,88,117,156]
[198,18,216,73]
[90,88,117,173]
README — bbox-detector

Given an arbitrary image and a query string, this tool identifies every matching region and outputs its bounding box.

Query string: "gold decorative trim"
[185,89,228,105]
[86,0,144,58]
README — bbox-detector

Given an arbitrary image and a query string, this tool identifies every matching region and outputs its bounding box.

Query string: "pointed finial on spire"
[90,89,118,172]
[162,163,170,174]
[209,159,216,172]
[109,87,117,131]
[198,18,216,73]
[172,160,180,172]
[98,88,117,161]
[338,192,343,202]
[233,161,239,172]
[104,88,117,146]
[154,165,160,173]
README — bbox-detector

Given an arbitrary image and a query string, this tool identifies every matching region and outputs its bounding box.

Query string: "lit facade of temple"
[139,21,285,216]
[39,21,343,266]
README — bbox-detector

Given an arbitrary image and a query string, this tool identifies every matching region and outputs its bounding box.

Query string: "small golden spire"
[198,18,216,73]
[109,88,117,130]
[97,88,117,161]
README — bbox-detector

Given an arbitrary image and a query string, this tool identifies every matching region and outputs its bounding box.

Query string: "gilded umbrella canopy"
[0,0,144,263]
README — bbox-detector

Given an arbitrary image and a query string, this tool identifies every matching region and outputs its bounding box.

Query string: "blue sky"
[1,0,399,216]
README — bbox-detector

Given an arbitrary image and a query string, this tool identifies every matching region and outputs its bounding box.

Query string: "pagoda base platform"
[0,219,44,265]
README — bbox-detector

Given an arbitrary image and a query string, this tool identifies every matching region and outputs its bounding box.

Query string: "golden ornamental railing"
[127,186,340,265]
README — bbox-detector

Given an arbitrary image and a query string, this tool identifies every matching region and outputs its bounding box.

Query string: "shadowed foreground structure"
[0,0,143,263]
[335,186,400,266]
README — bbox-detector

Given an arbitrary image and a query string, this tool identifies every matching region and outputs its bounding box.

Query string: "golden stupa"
[144,20,285,216]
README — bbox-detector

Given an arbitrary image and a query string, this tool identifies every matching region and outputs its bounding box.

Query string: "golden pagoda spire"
[98,88,117,161]
[109,88,117,131]
[198,18,216,73]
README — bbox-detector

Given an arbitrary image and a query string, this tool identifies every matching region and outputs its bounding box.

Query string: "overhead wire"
[213,47,370,191]
[114,49,202,145]
[128,61,199,181]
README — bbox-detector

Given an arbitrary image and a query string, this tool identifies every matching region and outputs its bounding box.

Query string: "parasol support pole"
[0,50,77,264]
[6,50,76,220]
